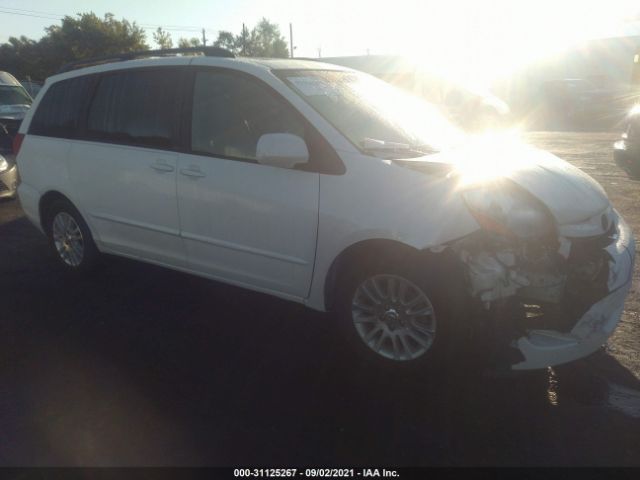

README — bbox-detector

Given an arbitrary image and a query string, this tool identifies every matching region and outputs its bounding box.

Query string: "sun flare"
[337,0,640,91]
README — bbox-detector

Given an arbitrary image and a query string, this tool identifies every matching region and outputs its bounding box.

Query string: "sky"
[1,0,640,85]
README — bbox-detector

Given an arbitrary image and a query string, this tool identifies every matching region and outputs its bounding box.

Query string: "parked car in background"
[20,80,43,98]
[0,71,29,198]
[541,78,631,129]
[614,104,640,179]
[1,72,32,148]
[0,72,32,120]
[542,79,604,119]
[437,82,510,131]
[0,151,18,199]
[15,49,635,372]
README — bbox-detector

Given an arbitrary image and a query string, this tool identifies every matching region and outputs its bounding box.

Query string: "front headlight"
[462,180,554,239]
[0,155,9,173]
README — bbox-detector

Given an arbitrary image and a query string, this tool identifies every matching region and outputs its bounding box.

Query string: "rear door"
[68,66,187,267]
[176,69,322,297]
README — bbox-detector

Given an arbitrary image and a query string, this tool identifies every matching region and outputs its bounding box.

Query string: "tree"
[153,27,173,50]
[212,18,288,58]
[178,37,202,49]
[0,36,43,79]
[213,31,237,52]
[42,13,148,70]
[0,12,148,80]
[247,18,289,57]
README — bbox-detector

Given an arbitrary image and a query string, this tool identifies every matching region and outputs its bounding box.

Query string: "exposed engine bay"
[397,142,634,369]
[449,209,619,363]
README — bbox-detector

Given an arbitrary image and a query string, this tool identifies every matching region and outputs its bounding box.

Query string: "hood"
[395,139,609,226]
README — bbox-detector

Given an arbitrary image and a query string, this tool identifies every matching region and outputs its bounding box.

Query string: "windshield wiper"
[361,138,438,158]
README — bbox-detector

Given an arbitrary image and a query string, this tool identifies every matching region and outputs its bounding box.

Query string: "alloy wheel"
[351,274,436,361]
[52,212,85,267]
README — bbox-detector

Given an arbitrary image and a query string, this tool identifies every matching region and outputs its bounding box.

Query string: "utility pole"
[242,23,247,55]
[289,23,294,58]
[202,28,207,46]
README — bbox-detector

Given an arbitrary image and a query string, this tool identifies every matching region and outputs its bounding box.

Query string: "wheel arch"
[38,190,96,240]
[323,238,460,312]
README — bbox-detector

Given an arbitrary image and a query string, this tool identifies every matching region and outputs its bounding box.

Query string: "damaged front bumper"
[512,212,635,370]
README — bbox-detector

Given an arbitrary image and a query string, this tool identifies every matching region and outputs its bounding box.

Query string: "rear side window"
[29,76,92,137]
[86,69,181,149]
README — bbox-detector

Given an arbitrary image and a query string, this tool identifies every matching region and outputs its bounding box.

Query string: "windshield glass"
[277,69,463,158]
[0,86,33,106]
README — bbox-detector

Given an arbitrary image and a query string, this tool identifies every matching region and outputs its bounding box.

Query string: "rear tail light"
[13,133,24,155]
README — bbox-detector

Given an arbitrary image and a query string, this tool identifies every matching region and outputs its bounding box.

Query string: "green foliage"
[0,13,289,80]
[153,27,173,50]
[213,18,288,58]
[0,36,43,80]
[0,12,148,80]
[178,37,202,49]
[213,31,237,52]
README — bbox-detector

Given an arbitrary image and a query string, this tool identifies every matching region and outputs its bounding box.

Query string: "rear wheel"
[45,200,100,273]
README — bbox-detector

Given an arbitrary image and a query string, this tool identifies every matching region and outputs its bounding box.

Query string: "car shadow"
[2,202,640,466]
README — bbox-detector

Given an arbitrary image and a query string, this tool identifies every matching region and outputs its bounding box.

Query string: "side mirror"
[256,133,309,169]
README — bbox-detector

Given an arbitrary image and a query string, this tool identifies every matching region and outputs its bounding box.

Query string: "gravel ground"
[1,131,639,466]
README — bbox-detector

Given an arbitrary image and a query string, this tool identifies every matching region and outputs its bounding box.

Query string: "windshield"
[0,86,32,107]
[277,69,463,158]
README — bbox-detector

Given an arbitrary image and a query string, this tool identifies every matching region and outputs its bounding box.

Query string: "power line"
[0,9,62,21]
[0,5,63,17]
[0,6,219,33]
[0,5,64,18]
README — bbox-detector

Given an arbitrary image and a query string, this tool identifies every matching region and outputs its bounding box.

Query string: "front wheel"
[350,274,437,362]
[337,260,463,370]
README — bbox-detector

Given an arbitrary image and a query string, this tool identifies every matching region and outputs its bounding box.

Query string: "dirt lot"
[1,131,639,466]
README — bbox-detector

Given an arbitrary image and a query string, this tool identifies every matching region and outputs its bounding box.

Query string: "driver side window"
[191,71,304,162]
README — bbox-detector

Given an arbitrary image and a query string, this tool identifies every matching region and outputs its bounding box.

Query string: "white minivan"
[15,49,635,371]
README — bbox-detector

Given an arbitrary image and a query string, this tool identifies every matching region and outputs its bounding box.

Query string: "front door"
[177,69,320,297]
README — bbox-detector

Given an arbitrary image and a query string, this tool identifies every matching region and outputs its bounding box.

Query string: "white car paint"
[68,140,185,268]
[15,55,635,370]
[176,151,319,297]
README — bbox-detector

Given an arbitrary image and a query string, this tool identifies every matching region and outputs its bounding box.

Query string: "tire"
[335,253,467,372]
[44,199,101,273]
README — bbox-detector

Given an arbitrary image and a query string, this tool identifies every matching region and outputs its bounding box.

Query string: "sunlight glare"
[340,0,640,91]
[451,129,533,187]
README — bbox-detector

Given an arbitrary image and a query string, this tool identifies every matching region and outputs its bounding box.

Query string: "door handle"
[150,163,175,173]
[180,168,206,178]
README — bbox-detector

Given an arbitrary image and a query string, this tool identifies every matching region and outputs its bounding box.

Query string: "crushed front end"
[452,202,635,370]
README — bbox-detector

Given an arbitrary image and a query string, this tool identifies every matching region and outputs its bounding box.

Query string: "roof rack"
[57,46,235,73]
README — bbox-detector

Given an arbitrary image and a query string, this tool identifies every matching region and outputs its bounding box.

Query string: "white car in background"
[14,48,635,371]
[0,71,31,198]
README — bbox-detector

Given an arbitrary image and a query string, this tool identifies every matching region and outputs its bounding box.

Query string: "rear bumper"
[512,211,635,370]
